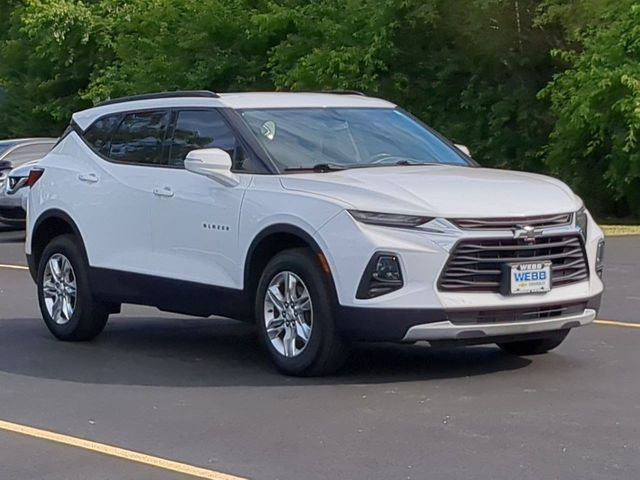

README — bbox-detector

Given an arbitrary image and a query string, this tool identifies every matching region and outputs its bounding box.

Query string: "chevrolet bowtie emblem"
[513,225,542,243]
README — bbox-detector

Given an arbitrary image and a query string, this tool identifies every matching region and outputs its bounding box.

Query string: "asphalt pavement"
[0,227,639,480]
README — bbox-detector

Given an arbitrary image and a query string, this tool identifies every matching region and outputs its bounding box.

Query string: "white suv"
[25,91,605,375]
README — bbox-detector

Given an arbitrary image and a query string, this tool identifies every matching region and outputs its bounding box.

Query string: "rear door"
[149,108,252,289]
[75,109,170,274]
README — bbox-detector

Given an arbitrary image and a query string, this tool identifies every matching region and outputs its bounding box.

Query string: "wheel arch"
[243,224,336,309]
[29,209,87,280]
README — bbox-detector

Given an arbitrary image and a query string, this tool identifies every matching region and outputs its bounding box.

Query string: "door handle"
[153,186,174,198]
[78,173,98,183]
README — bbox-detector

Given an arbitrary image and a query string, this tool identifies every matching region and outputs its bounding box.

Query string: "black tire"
[255,248,349,376]
[497,329,570,356]
[37,234,109,341]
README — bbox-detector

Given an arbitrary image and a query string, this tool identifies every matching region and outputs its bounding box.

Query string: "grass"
[600,225,640,236]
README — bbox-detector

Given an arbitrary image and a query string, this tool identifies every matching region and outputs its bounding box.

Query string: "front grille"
[439,234,589,292]
[448,302,587,325]
[452,213,572,231]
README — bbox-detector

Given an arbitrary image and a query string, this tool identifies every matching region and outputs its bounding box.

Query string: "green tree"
[84,0,275,102]
[265,0,555,173]
[0,0,118,137]
[0,0,638,216]
[540,0,640,216]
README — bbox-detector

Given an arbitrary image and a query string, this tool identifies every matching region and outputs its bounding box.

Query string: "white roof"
[72,92,396,130]
[218,92,395,109]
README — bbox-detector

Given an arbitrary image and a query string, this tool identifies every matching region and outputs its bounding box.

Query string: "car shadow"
[0,316,541,387]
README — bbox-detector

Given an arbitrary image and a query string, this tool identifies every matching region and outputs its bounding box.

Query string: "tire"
[497,329,570,356]
[37,234,109,341]
[255,248,349,376]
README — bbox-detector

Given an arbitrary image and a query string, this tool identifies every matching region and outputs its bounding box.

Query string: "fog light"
[356,253,404,299]
[596,238,605,277]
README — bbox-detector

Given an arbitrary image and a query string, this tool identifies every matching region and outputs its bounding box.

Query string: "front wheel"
[37,234,109,341]
[497,329,570,356]
[256,249,349,376]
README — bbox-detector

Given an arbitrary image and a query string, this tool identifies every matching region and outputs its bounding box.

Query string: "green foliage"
[0,0,638,216]
[84,0,274,101]
[265,0,554,174]
[0,0,114,135]
[540,0,640,215]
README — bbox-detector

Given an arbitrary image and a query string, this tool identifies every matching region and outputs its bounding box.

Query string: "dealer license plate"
[509,261,551,294]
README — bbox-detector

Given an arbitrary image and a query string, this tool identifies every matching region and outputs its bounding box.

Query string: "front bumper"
[335,293,601,343]
[402,308,595,342]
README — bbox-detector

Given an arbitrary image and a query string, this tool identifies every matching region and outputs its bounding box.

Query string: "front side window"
[240,108,471,172]
[109,110,169,165]
[168,109,248,170]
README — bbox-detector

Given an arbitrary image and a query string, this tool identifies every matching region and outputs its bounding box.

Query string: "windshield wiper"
[393,160,441,166]
[284,163,347,173]
[284,161,444,172]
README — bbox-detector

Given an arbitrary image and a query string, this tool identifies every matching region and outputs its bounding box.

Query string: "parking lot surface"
[0,228,639,480]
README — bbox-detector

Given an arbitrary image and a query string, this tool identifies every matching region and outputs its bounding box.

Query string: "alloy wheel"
[264,271,313,357]
[42,253,77,325]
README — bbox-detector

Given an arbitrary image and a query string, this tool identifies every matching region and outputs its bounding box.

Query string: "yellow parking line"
[594,319,640,329]
[0,419,247,480]
[0,263,28,270]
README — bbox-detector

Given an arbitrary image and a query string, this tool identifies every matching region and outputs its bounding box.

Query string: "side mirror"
[454,144,471,157]
[184,148,239,187]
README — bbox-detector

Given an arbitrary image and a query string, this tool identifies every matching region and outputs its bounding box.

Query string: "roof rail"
[95,90,219,107]
[318,90,367,96]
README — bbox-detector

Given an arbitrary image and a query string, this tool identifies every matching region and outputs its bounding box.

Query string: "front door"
[149,109,252,289]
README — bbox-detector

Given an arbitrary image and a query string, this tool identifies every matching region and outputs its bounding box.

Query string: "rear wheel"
[497,330,569,355]
[37,234,109,341]
[256,249,349,376]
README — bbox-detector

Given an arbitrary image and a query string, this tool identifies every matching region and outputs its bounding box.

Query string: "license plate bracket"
[501,261,552,295]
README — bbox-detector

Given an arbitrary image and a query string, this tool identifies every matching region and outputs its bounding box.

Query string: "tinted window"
[168,110,248,170]
[109,110,169,165]
[84,114,122,155]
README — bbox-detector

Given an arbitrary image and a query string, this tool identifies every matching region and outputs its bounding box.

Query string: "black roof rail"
[95,90,219,107]
[318,90,367,96]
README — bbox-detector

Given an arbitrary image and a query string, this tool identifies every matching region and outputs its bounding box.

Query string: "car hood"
[280,165,581,218]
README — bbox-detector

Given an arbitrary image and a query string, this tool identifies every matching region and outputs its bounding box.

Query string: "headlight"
[596,238,605,277]
[348,210,432,228]
[575,207,588,241]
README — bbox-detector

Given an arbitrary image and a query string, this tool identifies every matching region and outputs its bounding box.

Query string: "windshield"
[240,108,471,172]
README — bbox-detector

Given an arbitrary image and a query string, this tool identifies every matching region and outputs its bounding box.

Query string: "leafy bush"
[540,1,640,216]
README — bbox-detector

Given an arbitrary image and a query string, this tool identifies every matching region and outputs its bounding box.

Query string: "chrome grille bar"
[453,213,572,231]
[439,234,589,292]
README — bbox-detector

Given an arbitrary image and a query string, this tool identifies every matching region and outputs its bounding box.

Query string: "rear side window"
[168,109,250,170]
[108,110,169,165]
[83,114,122,155]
